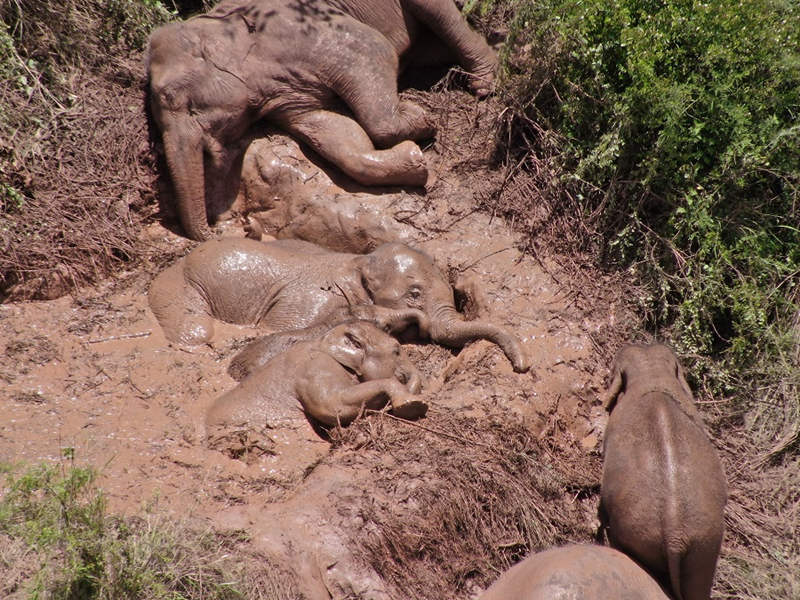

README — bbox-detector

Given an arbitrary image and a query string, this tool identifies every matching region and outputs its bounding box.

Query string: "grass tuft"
[0,461,301,600]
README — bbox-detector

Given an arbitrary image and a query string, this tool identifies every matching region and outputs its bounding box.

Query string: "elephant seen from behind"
[478,544,670,600]
[147,0,498,240]
[148,238,529,372]
[599,343,727,600]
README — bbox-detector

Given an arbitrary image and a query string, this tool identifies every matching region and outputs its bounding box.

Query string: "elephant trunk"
[381,308,430,339]
[395,357,423,395]
[429,306,529,373]
[162,123,212,241]
[350,305,430,339]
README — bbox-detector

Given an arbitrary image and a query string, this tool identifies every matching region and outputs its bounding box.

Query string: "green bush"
[0,462,298,600]
[500,0,800,394]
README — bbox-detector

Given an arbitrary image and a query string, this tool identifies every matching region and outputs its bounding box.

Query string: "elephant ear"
[327,325,367,378]
[674,356,693,400]
[601,365,625,412]
[357,254,385,302]
[357,246,408,305]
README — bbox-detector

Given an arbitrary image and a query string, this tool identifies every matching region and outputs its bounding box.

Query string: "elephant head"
[355,243,529,372]
[148,22,252,241]
[319,321,422,391]
[602,343,694,413]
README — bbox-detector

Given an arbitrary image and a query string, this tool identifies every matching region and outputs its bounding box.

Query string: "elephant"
[599,343,727,600]
[206,321,426,436]
[148,238,530,372]
[478,544,670,600]
[147,0,498,240]
[226,311,402,381]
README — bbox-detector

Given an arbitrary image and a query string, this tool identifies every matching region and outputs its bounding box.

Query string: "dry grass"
[0,0,164,300]
[329,406,601,599]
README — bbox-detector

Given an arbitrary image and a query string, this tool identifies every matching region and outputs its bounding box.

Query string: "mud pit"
[0,99,628,598]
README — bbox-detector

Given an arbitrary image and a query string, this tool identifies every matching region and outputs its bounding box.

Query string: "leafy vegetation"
[490,3,800,596]
[0,461,299,599]
[497,0,799,401]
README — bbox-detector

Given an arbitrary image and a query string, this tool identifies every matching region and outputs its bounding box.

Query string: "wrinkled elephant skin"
[147,0,498,240]
[479,544,670,600]
[206,321,425,433]
[148,238,529,372]
[600,343,727,600]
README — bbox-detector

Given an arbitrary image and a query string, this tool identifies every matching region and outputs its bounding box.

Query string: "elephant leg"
[297,372,426,427]
[405,0,498,96]
[148,263,215,345]
[278,109,429,187]
[317,21,435,147]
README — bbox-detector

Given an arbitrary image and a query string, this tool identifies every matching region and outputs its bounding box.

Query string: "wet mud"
[0,126,627,598]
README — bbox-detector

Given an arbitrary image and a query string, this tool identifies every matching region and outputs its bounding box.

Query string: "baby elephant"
[478,544,670,599]
[206,321,426,439]
[600,343,727,600]
[149,238,529,372]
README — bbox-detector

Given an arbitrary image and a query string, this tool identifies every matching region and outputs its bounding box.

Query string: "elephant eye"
[408,287,422,299]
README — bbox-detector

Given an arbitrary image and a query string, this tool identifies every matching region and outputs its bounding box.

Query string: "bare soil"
[1,91,640,599]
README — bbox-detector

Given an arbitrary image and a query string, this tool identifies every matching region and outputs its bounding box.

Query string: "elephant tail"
[664,490,686,600]
[666,544,684,600]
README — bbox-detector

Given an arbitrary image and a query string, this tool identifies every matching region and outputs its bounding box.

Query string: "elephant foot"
[398,100,436,142]
[391,399,428,420]
[466,53,499,98]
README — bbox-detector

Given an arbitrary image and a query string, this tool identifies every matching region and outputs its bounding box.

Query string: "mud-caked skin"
[148,238,529,372]
[478,544,670,600]
[226,309,417,380]
[147,0,498,240]
[206,321,426,431]
[599,343,728,600]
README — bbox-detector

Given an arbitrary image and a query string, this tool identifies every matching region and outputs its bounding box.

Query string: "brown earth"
[1,91,649,599]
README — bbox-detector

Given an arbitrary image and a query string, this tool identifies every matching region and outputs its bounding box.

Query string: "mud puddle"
[0,121,623,598]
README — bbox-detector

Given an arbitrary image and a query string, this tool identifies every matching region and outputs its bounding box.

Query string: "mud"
[0,123,627,598]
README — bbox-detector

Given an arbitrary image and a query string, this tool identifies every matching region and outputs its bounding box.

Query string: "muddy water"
[0,131,615,598]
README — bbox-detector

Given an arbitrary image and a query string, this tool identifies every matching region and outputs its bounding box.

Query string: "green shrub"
[500,0,800,395]
[0,462,299,599]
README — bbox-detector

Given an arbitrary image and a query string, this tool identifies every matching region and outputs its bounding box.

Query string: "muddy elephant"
[147,0,497,240]
[148,238,529,372]
[478,544,670,600]
[207,321,426,432]
[599,343,727,600]
[226,310,394,381]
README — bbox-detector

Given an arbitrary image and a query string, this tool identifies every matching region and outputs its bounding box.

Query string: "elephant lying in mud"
[600,343,727,600]
[227,309,401,381]
[147,0,497,240]
[478,544,670,599]
[207,321,426,435]
[148,238,529,372]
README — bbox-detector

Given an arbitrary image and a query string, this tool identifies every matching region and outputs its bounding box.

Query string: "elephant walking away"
[148,238,529,372]
[599,343,727,600]
[147,0,498,240]
[478,544,670,600]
